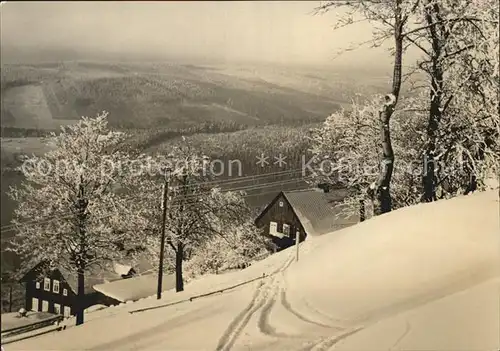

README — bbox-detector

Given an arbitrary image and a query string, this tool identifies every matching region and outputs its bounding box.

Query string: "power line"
[13,178,309,280]
[2,175,311,233]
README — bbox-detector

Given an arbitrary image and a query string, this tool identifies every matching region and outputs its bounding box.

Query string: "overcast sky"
[1,1,405,68]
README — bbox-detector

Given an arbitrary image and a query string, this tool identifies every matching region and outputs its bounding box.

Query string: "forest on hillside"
[1,0,498,317]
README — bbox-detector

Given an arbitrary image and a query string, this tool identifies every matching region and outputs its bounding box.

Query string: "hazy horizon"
[0,1,417,70]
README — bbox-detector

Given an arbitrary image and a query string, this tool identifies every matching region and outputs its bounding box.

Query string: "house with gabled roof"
[254,186,358,250]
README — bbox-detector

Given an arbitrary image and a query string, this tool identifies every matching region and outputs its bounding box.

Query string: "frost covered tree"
[308,99,379,220]
[7,112,140,325]
[184,220,274,279]
[314,0,499,210]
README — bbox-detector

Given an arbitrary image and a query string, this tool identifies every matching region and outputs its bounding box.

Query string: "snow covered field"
[7,190,500,350]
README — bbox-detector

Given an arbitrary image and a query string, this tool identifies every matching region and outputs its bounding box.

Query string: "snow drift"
[7,190,500,350]
[283,189,500,348]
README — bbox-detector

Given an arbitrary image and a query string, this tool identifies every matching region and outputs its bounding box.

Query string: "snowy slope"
[7,190,500,351]
[333,277,500,351]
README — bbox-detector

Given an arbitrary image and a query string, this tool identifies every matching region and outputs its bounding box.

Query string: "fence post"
[295,230,300,262]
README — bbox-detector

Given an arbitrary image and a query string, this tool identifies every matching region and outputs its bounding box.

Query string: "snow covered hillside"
[7,190,500,350]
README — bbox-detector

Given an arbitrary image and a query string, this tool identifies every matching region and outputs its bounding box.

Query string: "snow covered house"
[19,258,153,317]
[254,186,357,250]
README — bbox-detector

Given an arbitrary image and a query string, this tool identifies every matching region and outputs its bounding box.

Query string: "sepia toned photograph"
[0,1,499,350]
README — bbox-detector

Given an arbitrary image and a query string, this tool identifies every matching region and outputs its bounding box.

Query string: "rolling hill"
[7,190,499,350]
[1,61,387,132]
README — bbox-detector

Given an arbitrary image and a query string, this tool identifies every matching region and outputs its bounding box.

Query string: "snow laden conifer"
[135,138,261,292]
[7,112,140,325]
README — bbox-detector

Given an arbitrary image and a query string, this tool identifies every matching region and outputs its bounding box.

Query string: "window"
[35,281,41,289]
[42,300,49,312]
[278,201,284,207]
[53,280,60,294]
[43,278,50,291]
[63,288,68,296]
[283,224,290,236]
[54,303,61,315]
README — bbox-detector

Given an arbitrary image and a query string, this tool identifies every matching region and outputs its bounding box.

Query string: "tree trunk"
[175,244,184,292]
[375,101,396,213]
[157,180,169,300]
[359,199,366,222]
[75,182,88,326]
[174,175,188,293]
[76,268,85,326]
[422,74,442,202]
[464,174,477,195]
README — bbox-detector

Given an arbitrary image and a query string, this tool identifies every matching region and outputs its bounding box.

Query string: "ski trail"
[279,287,340,330]
[257,283,302,339]
[299,327,364,351]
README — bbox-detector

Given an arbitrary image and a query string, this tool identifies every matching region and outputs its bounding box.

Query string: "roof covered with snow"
[59,265,123,295]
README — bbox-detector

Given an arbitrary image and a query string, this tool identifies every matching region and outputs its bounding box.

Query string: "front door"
[41,300,49,312]
[63,306,71,318]
[31,298,39,312]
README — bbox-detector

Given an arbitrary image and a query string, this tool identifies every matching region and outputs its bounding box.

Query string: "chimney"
[317,183,330,193]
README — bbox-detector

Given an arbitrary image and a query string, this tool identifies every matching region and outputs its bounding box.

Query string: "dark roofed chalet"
[255,187,358,250]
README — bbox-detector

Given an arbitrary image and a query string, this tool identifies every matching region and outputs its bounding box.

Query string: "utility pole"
[295,230,300,262]
[157,173,169,300]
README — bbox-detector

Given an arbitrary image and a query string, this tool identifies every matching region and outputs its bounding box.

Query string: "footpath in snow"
[7,190,500,350]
